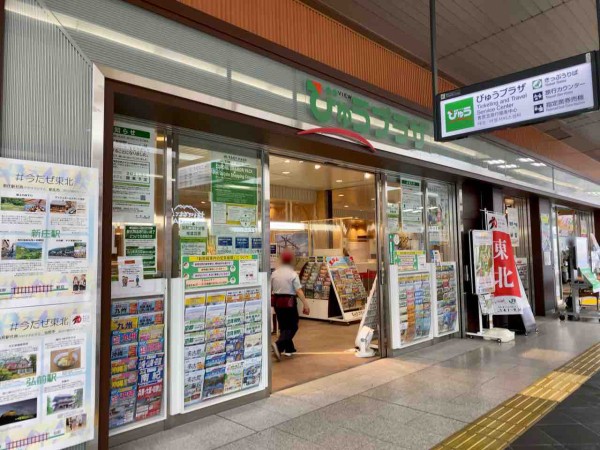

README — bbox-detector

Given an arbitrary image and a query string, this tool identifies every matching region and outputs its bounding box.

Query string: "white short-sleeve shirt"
[271,265,301,295]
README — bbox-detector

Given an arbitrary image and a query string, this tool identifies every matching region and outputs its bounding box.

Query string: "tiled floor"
[271,319,376,391]
[113,317,600,450]
[510,370,600,449]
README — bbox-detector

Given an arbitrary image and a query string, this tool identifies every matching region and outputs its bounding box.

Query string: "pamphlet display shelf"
[108,282,168,437]
[169,273,269,415]
[298,256,366,324]
[433,262,460,338]
[389,264,435,350]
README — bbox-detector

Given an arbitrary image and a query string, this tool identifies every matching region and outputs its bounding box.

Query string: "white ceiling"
[307,0,600,174]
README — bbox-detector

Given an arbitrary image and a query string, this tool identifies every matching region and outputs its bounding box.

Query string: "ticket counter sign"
[435,52,598,141]
[182,255,258,290]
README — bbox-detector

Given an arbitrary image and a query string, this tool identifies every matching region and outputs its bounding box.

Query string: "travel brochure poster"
[0,160,98,307]
[397,271,432,345]
[0,298,95,449]
[112,122,156,224]
[0,159,98,449]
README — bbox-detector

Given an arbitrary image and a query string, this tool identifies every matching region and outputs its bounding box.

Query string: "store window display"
[387,177,459,349]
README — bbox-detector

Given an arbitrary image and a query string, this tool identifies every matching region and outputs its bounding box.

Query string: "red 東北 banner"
[492,230,524,314]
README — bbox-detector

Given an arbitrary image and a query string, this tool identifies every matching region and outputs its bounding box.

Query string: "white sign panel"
[437,53,596,140]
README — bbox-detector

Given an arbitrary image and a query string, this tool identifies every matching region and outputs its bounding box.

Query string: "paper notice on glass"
[112,122,156,224]
[117,257,145,291]
[124,225,157,275]
[400,178,423,233]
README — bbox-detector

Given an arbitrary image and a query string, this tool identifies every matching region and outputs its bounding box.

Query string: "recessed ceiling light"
[298,161,304,164]
[517,158,534,162]
[336,179,343,183]
[344,205,349,208]
[201,201,206,204]
[284,159,290,163]
[371,198,375,201]
[314,164,321,169]
[364,173,372,179]
[338,194,344,197]
[531,162,547,167]
[282,171,290,175]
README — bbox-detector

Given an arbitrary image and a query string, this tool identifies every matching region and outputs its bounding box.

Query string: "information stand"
[0,159,99,450]
[169,254,268,415]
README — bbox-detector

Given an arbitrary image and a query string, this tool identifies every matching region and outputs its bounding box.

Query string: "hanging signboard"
[0,158,98,450]
[435,52,598,141]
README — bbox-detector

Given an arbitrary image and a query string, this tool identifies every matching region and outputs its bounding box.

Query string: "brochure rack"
[389,264,435,349]
[169,273,269,415]
[433,262,459,337]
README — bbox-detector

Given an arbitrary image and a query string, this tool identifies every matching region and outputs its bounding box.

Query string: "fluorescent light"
[344,205,349,208]
[364,173,372,179]
[338,194,344,197]
[270,221,306,231]
[498,164,518,169]
[336,179,343,183]
[282,171,290,175]
[486,159,506,165]
[531,162,547,167]
[518,158,534,162]
[284,159,290,163]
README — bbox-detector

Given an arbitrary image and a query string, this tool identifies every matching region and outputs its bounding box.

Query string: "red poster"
[493,230,521,297]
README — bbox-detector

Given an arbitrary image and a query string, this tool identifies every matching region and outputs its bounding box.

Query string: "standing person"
[271,250,310,360]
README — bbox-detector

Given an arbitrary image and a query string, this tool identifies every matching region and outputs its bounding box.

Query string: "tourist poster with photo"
[0,159,98,307]
[0,158,98,449]
[471,230,494,295]
[0,302,95,450]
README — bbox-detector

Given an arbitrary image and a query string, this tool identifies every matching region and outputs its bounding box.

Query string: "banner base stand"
[483,327,515,343]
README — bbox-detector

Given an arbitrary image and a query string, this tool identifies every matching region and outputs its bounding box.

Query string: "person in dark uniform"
[271,250,310,360]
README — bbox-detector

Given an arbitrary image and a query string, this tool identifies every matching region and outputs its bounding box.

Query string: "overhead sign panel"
[435,52,598,141]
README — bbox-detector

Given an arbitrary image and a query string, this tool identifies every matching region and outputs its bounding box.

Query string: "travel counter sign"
[436,52,597,140]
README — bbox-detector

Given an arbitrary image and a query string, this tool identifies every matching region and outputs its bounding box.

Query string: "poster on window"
[210,153,258,233]
[506,208,519,248]
[124,225,157,275]
[113,122,156,224]
[400,178,423,233]
[484,211,508,233]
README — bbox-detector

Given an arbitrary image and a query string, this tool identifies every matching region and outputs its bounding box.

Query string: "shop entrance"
[269,155,380,391]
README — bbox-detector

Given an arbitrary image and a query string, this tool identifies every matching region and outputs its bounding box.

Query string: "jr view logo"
[444,97,475,132]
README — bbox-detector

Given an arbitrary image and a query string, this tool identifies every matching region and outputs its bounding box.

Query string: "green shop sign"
[306,80,428,150]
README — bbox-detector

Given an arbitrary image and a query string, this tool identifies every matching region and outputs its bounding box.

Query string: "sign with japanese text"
[485,211,508,233]
[491,230,529,315]
[182,255,259,290]
[580,267,600,293]
[306,79,429,150]
[113,122,156,223]
[394,250,427,272]
[0,158,98,450]
[436,52,598,140]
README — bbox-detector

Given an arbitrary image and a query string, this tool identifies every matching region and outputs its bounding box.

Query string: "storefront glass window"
[110,119,168,432]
